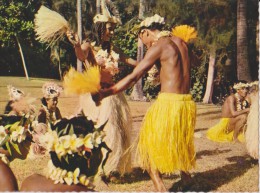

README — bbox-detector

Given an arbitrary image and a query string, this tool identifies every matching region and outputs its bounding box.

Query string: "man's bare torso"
[155,36,190,94]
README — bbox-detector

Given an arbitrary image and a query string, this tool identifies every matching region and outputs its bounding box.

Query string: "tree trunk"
[16,36,29,80]
[237,0,251,81]
[77,0,83,72]
[203,50,216,103]
[130,0,146,101]
[96,0,101,14]
[130,38,146,101]
[138,0,145,19]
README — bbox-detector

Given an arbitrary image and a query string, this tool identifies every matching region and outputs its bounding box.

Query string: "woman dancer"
[66,1,135,178]
[245,81,259,159]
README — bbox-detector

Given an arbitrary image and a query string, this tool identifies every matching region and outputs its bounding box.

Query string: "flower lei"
[234,93,247,111]
[47,161,95,188]
[156,30,171,40]
[95,49,120,76]
[0,114,34,161]
[39,128,105,187]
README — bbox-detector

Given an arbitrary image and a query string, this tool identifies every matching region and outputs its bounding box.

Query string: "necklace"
[152,31,171,46]
[234,93,247,111]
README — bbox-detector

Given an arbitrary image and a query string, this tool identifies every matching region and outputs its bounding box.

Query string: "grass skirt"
[138,93,196,174]
[245,93,259,159]
[79,93,132,175]
[207,118,244,143]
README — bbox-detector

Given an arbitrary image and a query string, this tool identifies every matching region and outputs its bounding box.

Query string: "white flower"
[39,130,58,151]
[60,134,83,154]
[10,126,26,143]
[92,131,105,148]
[0,126,7,144]
[110,51,119,61]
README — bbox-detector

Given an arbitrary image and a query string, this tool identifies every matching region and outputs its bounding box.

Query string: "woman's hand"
[66,31,80,47]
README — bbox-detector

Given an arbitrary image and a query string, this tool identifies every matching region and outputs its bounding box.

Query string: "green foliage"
[0,1,35,46]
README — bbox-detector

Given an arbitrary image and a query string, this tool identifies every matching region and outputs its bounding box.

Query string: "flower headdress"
[139,14,165,30]
[249,81,259,87]
[233,82,250,90]
[42,82,63,98]
[7,85,25,101]
[39,116,110,188]
[93,0,121,24]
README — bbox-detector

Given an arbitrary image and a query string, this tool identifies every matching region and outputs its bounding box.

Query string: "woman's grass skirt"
[79,93,132,176]
[138,93,196,174]
[207,118,244,143]
[245,93,259,159]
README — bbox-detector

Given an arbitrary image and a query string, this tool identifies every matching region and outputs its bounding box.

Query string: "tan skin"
[66,22,137,86]
[0,140,31,191]
[221,87,249,141]
[20,174,94,192]
[92,29,192,192]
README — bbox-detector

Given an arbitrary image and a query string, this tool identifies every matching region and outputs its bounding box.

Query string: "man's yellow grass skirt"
[207,118,245,142]
[138,93,196,174]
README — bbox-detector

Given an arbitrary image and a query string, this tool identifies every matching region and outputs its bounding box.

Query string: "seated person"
[30,82,63,156]
[20,116,110,192]
[0,115,34,191]
[4,85,36,116]
[207,81,250,143]
[38,82,63,124]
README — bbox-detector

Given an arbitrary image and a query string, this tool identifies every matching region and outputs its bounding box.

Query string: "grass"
[0,76,258,192]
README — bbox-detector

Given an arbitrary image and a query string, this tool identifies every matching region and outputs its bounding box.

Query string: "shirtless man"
[207,81,250,143]
[92,14,196,192]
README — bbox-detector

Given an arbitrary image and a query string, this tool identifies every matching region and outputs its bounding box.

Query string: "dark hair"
[50,116,104,177]
[41,97,47,107]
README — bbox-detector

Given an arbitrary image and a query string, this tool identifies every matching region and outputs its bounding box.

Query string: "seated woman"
[0,115,34,191]
[4,85,36,116]
[38,82,63,124]
[31,82,63,156]
[20,116,110,192]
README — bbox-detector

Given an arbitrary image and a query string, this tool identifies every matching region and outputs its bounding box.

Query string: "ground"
[0,77,258,192]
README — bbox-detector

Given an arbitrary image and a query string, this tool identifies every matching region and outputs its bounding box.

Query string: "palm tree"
[237,0,251,81]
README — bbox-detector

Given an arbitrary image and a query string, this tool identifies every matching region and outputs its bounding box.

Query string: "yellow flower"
[54,142,67,158]
[83,134,93,149]
[64,168,80,185]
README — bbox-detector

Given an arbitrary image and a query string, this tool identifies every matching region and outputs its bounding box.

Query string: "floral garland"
[0,115,34,161]
[39,129,105,159]
[47,160,95,188]
[156,30,171,40]
[39,127,105,187]
[95,49,120,76]
[234,93,247,111]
